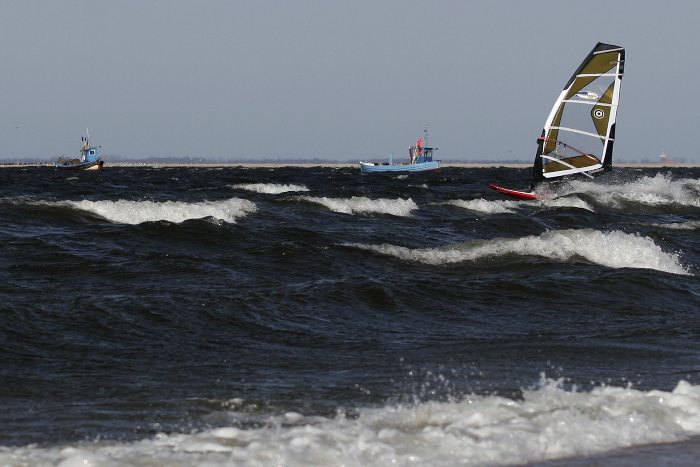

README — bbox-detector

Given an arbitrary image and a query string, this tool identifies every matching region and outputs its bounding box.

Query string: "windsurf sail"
[531,42,625,190]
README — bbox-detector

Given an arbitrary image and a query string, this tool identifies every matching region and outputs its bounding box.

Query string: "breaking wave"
[445,199,520,214]
[299,196,417,217]
[3,379,700,466]
[231,183,309,194]
[446,197,593,214]
[543,196,594,211]
[64,198,257,224]
[348,229,690,275]
[651,221,700,231]
[563,174,700,209]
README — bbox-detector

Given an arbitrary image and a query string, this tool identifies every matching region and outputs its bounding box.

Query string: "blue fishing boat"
[55,129,104,171]
[360,125,440,173]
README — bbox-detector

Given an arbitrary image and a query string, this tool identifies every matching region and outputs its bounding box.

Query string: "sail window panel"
[543,153,601,174]
[542,127,604,174]
[548,104,605,151]
[551,123,604,155]
[566,72,615,102]
[543,131,602,174]
[557,100,607,145]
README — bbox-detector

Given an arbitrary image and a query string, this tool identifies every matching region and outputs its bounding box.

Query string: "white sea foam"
[300,196,417,217]
[651,220,700,231]
[348,229,689,275]
[65,198,257,224]
[543,196,594,211]
[445,198,520,214]
[231,183,309,194]
[563,173,700,209]
[3,379,700,466]
[446,196,593,214]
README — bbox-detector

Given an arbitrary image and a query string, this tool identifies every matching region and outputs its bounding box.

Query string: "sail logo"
[593,109,606,119]
[575,91,600,100]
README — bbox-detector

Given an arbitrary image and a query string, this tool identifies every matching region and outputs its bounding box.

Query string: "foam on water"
[445,199,520,214]
[348,229,690,275]
[543,196,594,211]
[231,183,309,194]
[446,197,593,214]
[651,220,700,231]
[3,379,700,466]
[562,173,700,209]
[300,196,417,217]
[63,198,257,224]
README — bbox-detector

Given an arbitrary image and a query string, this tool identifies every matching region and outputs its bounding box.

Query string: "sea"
[0,165,699,466]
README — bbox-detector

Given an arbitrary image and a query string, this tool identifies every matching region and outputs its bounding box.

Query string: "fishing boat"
[360,125,440,173]
[55,129,104,171]
[490,42,625,200]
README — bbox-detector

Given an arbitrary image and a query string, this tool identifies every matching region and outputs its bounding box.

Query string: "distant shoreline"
[1,162,698,169]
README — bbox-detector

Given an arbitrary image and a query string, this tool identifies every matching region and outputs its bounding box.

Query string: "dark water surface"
[1,166,699,465]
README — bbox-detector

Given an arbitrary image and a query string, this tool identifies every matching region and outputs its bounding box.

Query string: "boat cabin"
[409,145,437,164]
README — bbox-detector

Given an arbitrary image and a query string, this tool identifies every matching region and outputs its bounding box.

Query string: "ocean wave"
[63,198,257,224]
[445,198,520,214]
[544,196,594,211]
[446,197,593,214]
[231,183,309,194]
[300,196,417,217]
[651,220,700,231]
[3,379,700,466]
[563,174,700,209]
[347,229,690,275]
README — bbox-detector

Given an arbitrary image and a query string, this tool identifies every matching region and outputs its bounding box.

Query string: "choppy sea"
[1,165,699,466]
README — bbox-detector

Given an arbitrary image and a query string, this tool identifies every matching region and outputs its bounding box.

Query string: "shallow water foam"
[3,379,700,467]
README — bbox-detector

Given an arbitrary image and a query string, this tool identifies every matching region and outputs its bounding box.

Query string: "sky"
[1,0,698,162]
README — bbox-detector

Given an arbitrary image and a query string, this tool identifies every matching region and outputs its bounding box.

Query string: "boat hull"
[55,160,104,171]
[359,161,440,173]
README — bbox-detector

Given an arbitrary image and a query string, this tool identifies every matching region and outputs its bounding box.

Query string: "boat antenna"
[424,123,430,147]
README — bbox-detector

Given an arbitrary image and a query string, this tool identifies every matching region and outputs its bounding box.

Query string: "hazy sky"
[1,0,698,161]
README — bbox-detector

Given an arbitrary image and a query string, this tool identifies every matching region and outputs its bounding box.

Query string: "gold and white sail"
[531,43,625,188]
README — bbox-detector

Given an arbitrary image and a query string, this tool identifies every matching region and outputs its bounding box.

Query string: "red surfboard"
[489,183,541,200]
